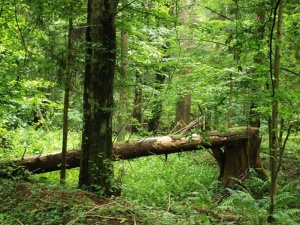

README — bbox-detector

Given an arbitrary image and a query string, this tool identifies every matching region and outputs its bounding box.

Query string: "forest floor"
[0,176,241,225]
[0,179,137,225]
[0,148,300,225]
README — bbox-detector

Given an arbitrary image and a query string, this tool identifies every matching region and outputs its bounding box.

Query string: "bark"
[147,6,170,134]
[175,0,193,129]
[132,72,143,133]
[176,94,191,129]
[148,72,166,134]
[249,4,266,130]
[268,0,284,221]
[116,0,129,142]
[61,17,73,185]
[2,127,267,187]
[35,105,50,132]
[79,0,119,195]
[214,129,267,187]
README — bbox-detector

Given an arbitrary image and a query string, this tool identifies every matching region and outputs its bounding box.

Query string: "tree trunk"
[148,6,170,135]
[175,0,193,130]
[3,127,267,187]
[212,128,267,187]
[249,5,266,130]
[61,16,73,185]
[176,94,191,128]
[268,0,284,222]
[116,0,129,142]
[148,72,166,134]
[132,72,143,133]
[79,0,119,195]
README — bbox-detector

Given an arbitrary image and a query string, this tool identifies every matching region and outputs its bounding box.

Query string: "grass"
[0,127,81,160]
[0,127,300,224]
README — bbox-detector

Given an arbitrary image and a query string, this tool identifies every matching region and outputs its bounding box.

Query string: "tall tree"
[148,70,166,134]
[79,0,119,195]
[175,0,195,128]
[268,0,284,222]
[249,3,266,130]
[148,4,171,135]
[60,15,73,185]
[116,0,129,141]
[131,72,143,133]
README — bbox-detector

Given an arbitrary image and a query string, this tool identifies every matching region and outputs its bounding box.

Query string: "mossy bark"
[79,0,119,196]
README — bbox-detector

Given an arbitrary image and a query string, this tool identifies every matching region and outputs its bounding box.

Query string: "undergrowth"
[0,128,300,224]
[0,127,81,160]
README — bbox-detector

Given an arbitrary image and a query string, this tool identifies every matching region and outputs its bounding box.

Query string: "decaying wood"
[0,127,267,187]
[170,117,208,135]
[211,129,267,187]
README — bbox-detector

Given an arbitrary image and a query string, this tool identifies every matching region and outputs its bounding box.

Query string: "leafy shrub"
[120,152,217,206]
[0,163,31,181]
[218,178,300,225]
[0,126,13,154]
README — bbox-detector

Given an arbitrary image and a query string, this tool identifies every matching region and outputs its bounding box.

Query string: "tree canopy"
[1,0,300,222]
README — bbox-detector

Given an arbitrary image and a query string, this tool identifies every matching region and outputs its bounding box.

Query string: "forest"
[0,0,300,224]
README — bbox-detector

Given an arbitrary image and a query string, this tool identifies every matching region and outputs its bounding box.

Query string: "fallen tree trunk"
[1,127,267,187]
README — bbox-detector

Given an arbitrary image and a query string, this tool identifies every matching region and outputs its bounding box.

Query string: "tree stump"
[211,128,267,187]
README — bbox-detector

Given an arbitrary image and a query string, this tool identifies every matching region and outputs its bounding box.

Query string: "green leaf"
[199,214,209,222]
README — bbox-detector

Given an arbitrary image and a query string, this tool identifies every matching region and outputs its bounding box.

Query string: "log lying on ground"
[1,127,267,187]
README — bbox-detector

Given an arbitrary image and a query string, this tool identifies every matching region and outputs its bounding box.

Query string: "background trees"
[1,1,299,136]
[0,0,300,223]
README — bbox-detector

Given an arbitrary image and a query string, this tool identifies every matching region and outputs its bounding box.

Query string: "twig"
[70,201,116,224]
[167,193,171,212]
[39,198,59,204]
[282,33,300,48]
[85,214,128,221]
[276,123,293,176]
[281,67,300,76]
[204,7,234,21]
[170,118,201,135]
[85,201,117,214]
[36,105,50,132]
[17,220,24,225]
[21,146,27,159]
[179,119,200,134]
[130,211,137,225]
[115,0,139,15]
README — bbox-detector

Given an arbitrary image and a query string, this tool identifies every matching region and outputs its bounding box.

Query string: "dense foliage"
[0,0,300,224]
[1,0,300,132]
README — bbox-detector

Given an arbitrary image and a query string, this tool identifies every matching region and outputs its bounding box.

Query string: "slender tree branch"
[182,38,227,46]
[275,122,292,177]
[115,0,138,15]
[204,6,234,21]
[124,6,174,23]
[14,0,28,80]
[281,67,300,76]
[0,0,4,17]
[269,0,282,97]
[283,33,300,48]
[278,119,284,150]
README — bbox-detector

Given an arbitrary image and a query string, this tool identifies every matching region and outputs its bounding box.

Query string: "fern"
[275,191,297,207]
[283,208,300,216]
[274,209,300,225]
[218,187,269,225]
